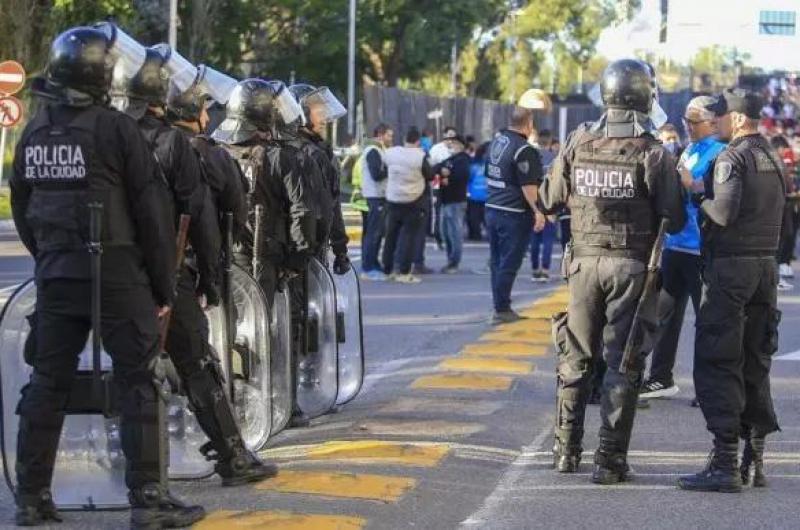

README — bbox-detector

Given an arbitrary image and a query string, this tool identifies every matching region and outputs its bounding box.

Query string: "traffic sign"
[0,96,23,128]
[0,61,25,96]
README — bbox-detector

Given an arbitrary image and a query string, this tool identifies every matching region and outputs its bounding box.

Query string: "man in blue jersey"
[640,96,726,399]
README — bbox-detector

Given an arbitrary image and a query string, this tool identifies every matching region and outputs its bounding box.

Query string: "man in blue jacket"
[640,96,727,399]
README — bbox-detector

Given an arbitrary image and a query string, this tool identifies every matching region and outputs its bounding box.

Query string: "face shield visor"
[273,85,304,126]
[195,65,238,104]
[95,22,146,83]
[303,87,347,123]
[157,45,198,94]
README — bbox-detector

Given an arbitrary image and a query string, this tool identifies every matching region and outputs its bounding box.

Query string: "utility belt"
[571,245,648,261]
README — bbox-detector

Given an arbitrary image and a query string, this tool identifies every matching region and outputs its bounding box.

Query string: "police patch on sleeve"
[517,160,530,175]
[714,161,733,184]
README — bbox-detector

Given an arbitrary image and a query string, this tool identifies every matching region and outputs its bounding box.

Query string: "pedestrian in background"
[430,127,457,250]
[485,107,546,324]
[773,134,797,290]
[467,142,490,241]
[659,123,683,158]
[436,135,470,273]
[382,127,433,283]
[357,124,393,281]
[533,129,556,170]
[641,95,726,400]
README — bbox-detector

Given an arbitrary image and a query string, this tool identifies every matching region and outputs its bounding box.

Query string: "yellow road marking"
[520,305,566,319]
[495,319,552,333]
[480,330,551,344]
[379,396,504,416]
[463,341,548,357]
[411,373,513,391]
[255,470,416,502]
[306,440,450,467]
[195,510,365,530]
[355,419,486,437]
[439,357,533,374]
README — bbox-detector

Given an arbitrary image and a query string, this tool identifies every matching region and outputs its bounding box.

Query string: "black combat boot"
[213,445,278,487]
[678,439,742,493]
[129,484,206,529]
[740,435,767,488]
[591,439,631,485]
[553,438,582,473]
[15,489,62,526]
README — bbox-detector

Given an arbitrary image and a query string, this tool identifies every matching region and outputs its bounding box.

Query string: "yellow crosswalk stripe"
[411,373,513,391]
[305,440,450,467]
[355,419,486,437]
[494,319,551,333]
[379,396,504,416]
[439,357,534,374]
[520,304,566,319]
[480,330,551,344]
[463,341,548,357]
[195,510,365,530]
[255,470,416,502]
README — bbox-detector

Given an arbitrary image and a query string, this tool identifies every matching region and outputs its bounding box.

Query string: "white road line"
[460,415,554,527]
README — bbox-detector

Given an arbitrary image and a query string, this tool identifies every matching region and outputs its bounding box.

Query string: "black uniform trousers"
[694,256,780,441]
[556,256,647,453]
[648,249,703,384]
[16,279,162,493]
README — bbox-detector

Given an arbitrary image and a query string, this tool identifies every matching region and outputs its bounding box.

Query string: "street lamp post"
[169,0,178,49]
[347,0,356,137]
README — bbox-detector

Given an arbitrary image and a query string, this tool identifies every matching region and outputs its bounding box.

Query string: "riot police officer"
[678,89,784,493]
[539,59,685,483]
[288,83,351,274]
[211,79,318,307]
[9,25,205,527]
[116,48,272,484]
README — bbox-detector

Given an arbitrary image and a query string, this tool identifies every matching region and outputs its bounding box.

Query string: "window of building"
[760,10,796,36]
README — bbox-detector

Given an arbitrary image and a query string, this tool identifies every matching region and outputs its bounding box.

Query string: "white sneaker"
[779,263,794,279]
[393,274,421,284]
[778,278,793,291]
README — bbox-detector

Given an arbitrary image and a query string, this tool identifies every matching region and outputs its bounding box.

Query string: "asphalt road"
[0,231,799,529]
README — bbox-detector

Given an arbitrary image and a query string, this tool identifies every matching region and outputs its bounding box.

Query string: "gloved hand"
[333,253,351,275]
[198,280,221,307]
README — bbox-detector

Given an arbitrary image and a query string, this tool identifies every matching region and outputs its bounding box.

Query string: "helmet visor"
[96,22,146,81]
[274,86,303,125]
[303,87,347,122]
[162,46,198,94]
[196,65,238,104]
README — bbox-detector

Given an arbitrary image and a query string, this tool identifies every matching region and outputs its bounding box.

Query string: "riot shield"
[296,258,339,418]
[270,287,292,435]
[330,265,365,405]
[0,281,128,509]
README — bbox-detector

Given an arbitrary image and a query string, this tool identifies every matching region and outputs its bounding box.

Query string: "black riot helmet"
[122,45,170,104]
[167,64,237,123]
[288,83,316,121]
[45,23,145,101]
[211,78,279,145]
[289,82,347,128]
[600,59,654,113]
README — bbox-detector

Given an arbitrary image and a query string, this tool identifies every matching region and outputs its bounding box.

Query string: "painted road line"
[379,396,505,416]
[255,469,417,502]
[411,373,513,391]
[520,305,565,319]
[305,440,450,467]
[355,419,486,437]
[195,510,365,530]
[480,330,551,345]
[462,342,548,358]
[495,319,552,333]
[438,357,534,375]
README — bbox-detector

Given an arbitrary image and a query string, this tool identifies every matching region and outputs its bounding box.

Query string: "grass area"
[0,191,10,220]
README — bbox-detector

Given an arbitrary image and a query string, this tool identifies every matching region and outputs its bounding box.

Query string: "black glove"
[284,251,309,274]
[333,253,351,275]
[198,280,221,307]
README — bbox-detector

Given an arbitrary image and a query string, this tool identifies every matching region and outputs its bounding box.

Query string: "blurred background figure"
[467,142,490,241]
[435,135,470,273]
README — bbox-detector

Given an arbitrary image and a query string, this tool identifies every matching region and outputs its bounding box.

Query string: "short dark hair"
[374,123,391,137]
[538,129,552,142]
[406,127,421,144]
[511,106,534,129]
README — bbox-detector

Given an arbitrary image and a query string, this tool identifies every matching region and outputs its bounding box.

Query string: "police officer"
[288,83,351,274]
[539,59,685,483]
[10,25,204,527]
[485,106,546,324]
[116,48,272,484]
[678,89,784,493]
[211,79,318,308]
[163,66,277,484]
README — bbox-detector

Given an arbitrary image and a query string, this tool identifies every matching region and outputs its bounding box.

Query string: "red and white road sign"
[0,61,26,96]
[0,96,23,128]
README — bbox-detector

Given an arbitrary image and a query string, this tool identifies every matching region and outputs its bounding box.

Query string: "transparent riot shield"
[0,280,128,509]
[296,259,339,418]
[330,265,365,405]
[270,287,292,435]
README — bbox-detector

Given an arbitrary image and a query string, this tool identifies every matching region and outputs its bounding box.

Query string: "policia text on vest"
[24,145,87,180]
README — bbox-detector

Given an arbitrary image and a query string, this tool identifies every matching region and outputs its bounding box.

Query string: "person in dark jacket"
[435,135,471,272]
[10,25,204,528]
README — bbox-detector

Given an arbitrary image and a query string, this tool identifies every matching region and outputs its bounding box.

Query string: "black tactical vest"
[20,106,136,259]
[486,129,534,212]
[709,136,785,255]
[570,133,658,256]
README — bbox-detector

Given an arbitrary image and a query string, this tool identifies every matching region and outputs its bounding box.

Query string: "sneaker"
[778,278,793,291]
[393,274,421,284]
[491,310,527,325]
[360,270,387,281]
[531,271,542,282]
[639,379,680,399]
[472,265,491,275]
[412,264,435,275]
[441,265,459,274]
[779,263,794,278]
